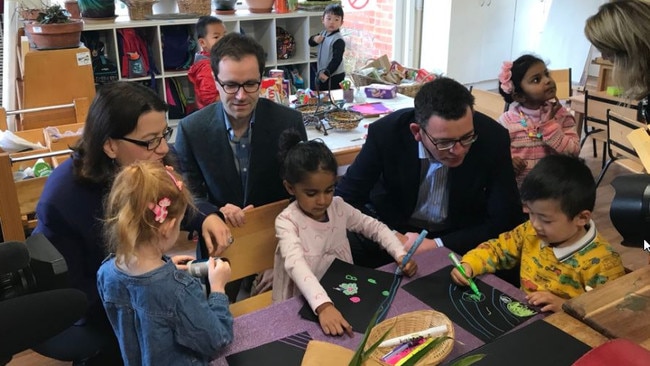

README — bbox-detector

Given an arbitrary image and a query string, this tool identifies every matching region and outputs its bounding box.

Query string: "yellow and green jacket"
[462,220,626,299]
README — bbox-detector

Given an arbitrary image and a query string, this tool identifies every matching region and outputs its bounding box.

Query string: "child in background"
[189,16,227,109]
[497,54,580,187]
[272,129,418,337]
[309,4,346,91]
[451,155,625,313]
[97,161,233,365]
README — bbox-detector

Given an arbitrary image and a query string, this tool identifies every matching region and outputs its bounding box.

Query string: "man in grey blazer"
[175,33,307,259]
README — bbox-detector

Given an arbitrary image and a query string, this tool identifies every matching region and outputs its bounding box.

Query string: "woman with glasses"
[336,77,524,272]
[32,82,231,365]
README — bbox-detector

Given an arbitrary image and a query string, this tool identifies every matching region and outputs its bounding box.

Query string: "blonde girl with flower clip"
[497,54,580,187]
[97,161,234,365]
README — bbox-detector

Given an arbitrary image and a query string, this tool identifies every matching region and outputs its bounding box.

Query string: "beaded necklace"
[518,111,542,139]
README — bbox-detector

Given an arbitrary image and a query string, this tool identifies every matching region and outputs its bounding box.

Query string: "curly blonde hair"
[104,161,194,263]
[585,0,650,99]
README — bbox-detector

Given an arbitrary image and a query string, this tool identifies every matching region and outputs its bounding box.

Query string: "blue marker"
[396,229,428,275]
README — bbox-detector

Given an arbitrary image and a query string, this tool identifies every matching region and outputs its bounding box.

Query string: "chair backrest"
[470,87,506,121]
[221,199,290,317]
[221,199,290,282]
[549,68,572,100]
[333,145,361,177]
[584,90,639,137]
[607,110,646,164]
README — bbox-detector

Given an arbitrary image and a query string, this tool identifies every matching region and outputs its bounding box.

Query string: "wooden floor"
[7,142,648,365]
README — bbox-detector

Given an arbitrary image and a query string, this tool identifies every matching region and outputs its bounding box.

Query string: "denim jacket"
[97,255,233,365]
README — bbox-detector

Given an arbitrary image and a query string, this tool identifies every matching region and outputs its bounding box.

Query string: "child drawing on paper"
[272,129,418,336]
[497,54,580,188]
[451,155,625,313]
[97,161,233,364]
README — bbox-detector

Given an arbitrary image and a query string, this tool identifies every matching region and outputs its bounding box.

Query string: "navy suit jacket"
[174,98,306,218]
[335,108,524,254]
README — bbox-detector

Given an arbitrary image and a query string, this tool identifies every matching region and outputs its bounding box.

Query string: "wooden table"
[544,311,608,348]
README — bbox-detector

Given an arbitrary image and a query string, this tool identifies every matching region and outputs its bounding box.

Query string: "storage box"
[43,123,84,152]
[364,84,397,99]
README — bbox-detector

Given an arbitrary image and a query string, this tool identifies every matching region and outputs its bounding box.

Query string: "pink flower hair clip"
[498,61,514,94]
[149,197,171,223]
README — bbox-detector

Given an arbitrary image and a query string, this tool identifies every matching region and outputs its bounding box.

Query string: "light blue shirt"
[410,141,449,226]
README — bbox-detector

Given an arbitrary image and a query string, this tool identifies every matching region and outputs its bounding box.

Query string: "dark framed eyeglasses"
[118,126,173,151]
[421,129,478,151]
[216,77,261,94]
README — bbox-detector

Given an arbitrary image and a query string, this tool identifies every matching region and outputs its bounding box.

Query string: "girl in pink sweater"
[272,130,418,337]
[497,54,580,187]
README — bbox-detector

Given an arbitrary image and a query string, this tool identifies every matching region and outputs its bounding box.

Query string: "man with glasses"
[174,32,306,261]
[336,77,524,269]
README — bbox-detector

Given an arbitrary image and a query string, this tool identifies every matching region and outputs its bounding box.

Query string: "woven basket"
[365,310,454,366]
[122,0,157,20]
[326,110,364,130]
[351,72,423,98]
[177,0,211,15]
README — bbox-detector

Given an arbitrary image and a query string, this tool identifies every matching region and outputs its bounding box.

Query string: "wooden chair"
[581,90,639,168]
[333,145,361,177]
[469,87,507,121]
[0,150,72,241]
[549,68,572,101]
[595,110,646,187]
[221,199,290,317]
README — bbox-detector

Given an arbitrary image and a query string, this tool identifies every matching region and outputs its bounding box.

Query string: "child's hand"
[171,255,195,271]
[318,72,329,82]
[512,157,527,176]
[316,302,354,337]
[525,291,565,313]
[314,35,325,44]
[402,232,437,252]
[450,263,473,286]
[541,97,562,121]
[396,255,418,277]
[207,257,231,294]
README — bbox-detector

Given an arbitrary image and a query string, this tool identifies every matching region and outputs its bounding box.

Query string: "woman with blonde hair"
[584,0,650,119]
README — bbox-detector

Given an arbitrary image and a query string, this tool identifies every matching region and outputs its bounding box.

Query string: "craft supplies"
[378,324,448,348]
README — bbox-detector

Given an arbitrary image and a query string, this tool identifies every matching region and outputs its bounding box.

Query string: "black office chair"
[0,234,87,365]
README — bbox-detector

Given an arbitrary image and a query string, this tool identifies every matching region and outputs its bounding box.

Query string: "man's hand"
[526,291,565,313]
[201,214,232,256]
[316,303,354,337]
[219,204,254,227]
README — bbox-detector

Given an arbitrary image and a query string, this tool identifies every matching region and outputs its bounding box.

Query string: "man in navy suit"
[336,77,524,268]
[175,33,307,258]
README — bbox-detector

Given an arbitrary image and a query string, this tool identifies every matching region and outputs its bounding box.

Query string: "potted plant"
[23,4,83,50]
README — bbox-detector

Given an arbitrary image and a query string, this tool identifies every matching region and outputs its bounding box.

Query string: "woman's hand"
[219,204,254,227]
[316,303,354,337]
[450,262,473,286]
[170,255,195,271]
[396,255,418,277]
[201,214,232,257]
[526,291,565,313]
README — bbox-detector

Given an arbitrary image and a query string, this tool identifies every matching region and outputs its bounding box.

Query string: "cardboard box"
[43,123,84,152]
[364,84,397,99]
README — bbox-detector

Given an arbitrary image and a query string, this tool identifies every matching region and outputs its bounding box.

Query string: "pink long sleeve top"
[272,197,407,312]
[498,102,580,187]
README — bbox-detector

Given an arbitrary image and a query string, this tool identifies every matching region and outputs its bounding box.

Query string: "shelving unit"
[82,10,322,120]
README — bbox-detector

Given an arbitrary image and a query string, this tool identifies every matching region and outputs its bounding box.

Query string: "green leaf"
[399,336,452,366]
[361,325,394,359]
[348,308,392,366]
[448,353,487,366]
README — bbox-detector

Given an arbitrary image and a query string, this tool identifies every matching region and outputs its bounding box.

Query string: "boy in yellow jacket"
[451,155,625,312]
